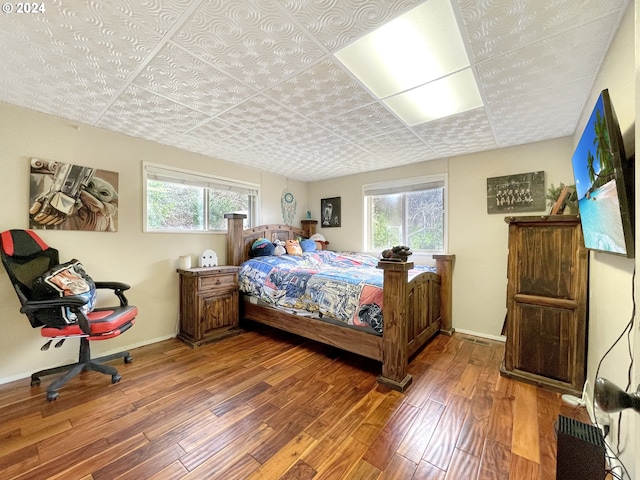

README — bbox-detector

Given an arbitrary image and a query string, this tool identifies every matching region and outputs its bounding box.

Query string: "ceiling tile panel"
[412,108,497,157]
[172,0,325,90]
[105,0,195,36]
[134,43,256,115]
[457,0,629,62]
[489,78,593,147]
[1,0,161,83]
[356,129,440,167]
[235,141,314,179]
[216,94,313,140]
[171,134,237,160]
[0,33,119,122]
[95,85,211,142]
[477,13,624,104]
[279,0,424,51]
[266,58,377,121]
[318,103,407,143]
[179,118,261,151]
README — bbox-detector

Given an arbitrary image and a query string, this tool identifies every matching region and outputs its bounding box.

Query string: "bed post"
[433,254,455,335]
[376,260,413,392]
[225,213,246,266]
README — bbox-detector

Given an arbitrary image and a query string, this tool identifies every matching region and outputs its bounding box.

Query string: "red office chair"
[0,229,137,401]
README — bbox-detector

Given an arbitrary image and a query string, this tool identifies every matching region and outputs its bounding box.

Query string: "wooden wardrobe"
[501,215,588,396]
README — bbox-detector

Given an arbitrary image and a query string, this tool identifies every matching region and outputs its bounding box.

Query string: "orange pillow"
[285,239,302,256]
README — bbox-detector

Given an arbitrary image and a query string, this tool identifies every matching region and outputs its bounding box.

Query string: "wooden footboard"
[376,260,444,390]
[225,213,454,392]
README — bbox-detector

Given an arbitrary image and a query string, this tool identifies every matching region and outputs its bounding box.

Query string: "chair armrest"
[94,281,131,291]
[20,296,89,312]
[94,281,131,307]
[21,296,91,334]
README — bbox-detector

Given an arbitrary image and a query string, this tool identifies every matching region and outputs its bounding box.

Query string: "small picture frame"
[321,197,341,227]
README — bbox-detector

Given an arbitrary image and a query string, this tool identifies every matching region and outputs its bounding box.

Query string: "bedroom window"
[364,175,446,253]
[143,163,258,232]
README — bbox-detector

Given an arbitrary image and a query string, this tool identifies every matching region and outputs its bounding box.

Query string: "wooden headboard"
[225,214,317,266]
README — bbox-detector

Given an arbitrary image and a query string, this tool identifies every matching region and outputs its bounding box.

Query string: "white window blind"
[363,177,445,196]
[144,163,258,197]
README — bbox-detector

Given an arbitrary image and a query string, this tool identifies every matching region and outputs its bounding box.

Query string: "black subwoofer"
[556,415,606,480]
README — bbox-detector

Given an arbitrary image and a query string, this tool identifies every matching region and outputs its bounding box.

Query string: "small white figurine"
[199,250,218,267]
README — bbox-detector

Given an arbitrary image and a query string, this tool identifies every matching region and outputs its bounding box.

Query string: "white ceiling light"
[384,69,483,125]
[335,0,481,125]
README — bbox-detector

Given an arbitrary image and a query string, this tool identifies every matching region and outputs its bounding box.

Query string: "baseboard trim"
[453,328,506,343]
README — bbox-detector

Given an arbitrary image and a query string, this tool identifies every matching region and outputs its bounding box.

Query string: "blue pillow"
[300,238,316,252]
[251,238,274,257]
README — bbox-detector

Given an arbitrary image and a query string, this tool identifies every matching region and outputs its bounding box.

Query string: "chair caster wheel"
[124,355,133,364]
[111,374,121,384]
[31,378,41,387]
[47,392,58,401]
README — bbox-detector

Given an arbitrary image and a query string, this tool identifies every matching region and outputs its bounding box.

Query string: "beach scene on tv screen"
[572,94,626,254]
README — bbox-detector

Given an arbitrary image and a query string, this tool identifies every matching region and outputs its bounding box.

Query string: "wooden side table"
[177,266,241,347]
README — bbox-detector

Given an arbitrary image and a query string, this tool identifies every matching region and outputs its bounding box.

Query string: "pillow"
[31,260,96,327]
[273,239,286,256]
[300,238,316,252]
[310,233,329,250]
[251,238,274,257]
[285,239,302,256]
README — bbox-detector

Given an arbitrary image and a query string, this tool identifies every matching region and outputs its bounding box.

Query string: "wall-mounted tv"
[571,89,634,258]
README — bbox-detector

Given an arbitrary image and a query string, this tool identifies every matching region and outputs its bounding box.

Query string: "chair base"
[31,337,133,401]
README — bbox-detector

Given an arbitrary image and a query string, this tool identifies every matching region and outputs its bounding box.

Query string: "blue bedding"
[238,250,436,335]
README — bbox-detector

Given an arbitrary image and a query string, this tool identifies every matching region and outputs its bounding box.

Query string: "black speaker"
[556,415,606,480]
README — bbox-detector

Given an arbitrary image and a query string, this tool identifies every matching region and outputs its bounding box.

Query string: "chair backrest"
[0,230,60,326]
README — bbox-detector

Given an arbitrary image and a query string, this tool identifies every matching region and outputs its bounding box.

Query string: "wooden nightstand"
[177,266,241,347]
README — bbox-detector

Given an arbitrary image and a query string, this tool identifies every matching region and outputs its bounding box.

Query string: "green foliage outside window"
[369,187,444,252]
[147,180,250,231]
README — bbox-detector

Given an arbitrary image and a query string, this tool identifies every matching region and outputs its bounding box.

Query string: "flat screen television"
[571,89,634,258]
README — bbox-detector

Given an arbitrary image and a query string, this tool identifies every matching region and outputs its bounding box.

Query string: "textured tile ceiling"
[0,0,630,181]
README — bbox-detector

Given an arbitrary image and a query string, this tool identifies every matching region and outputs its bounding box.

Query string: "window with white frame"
[364,175,446,253]
[143,163,258,232]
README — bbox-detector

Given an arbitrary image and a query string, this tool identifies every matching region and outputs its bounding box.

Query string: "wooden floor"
[0,326,592,480]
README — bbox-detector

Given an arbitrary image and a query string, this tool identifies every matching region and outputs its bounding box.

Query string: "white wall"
[576,2,637,476]
[0,103,307,383]
[448,138,574,338]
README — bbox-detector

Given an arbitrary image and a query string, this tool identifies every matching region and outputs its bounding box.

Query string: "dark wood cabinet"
[177,266,240,347]
[501,215,588,396]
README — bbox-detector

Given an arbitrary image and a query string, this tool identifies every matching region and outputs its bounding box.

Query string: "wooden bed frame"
[225,213,455,391]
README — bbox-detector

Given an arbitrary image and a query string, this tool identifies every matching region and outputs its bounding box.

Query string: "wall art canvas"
[321,197,341,227]
[486,171,545,214]
[29,158,119,232]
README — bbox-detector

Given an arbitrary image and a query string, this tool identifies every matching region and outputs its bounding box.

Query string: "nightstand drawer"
[199,272,237,290]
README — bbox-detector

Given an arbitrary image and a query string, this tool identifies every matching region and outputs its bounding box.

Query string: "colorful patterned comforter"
[238,250,436,335]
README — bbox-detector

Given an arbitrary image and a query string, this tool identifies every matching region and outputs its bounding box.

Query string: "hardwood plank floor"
[0,326,593,480]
